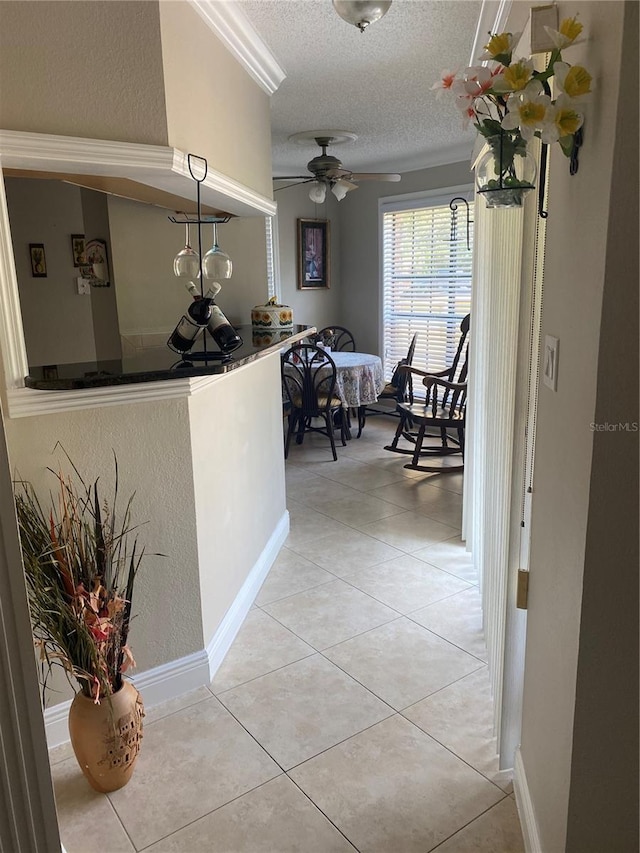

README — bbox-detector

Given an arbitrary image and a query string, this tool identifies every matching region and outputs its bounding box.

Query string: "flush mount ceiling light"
[332,1,392,32]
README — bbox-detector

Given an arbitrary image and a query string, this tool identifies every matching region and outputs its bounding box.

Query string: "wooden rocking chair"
[384,315,469,472]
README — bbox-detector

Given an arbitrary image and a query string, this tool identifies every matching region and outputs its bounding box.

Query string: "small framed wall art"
[29,243,47,277]
[71,234,86,267]
[297,218,330,290]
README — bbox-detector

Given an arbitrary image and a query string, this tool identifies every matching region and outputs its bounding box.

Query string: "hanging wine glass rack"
[168,153,233,362]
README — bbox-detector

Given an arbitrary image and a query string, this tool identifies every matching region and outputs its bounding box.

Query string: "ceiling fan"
[275,132,401,202]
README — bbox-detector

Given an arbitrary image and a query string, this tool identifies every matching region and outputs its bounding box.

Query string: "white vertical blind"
[381,194,473,381]
[463,199,525,746]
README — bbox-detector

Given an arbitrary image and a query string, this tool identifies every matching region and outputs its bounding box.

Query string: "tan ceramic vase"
[68,680,144,793]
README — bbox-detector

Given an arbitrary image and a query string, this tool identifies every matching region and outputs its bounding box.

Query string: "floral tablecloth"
[329,351,385,408]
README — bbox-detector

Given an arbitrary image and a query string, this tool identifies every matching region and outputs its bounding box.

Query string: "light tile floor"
[50,416,525,852]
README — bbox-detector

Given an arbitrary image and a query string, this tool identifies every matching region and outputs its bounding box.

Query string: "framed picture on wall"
[297,218,330,290]
[29,243,47,277]
[71,234,86,267]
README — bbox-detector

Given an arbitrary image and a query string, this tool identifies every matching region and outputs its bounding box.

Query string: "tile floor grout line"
[425,792,513,852]
[257,603,404,656]
[397,663,490,707]
[133,773,289,852]
[398,708,511,805]
[142,692,215,729]
[402,611,490,664]
[212,648,316,697]
[396,709,514,796]
[283,709,400,775]
[283,773,362,852]
[255,575,336,608]
[104,789,139,852]
[335,574,474,621]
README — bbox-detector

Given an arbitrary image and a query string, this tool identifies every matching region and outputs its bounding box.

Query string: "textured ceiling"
[239,0,482,176]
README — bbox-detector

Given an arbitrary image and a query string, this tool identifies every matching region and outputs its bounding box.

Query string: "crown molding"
[189,0,286,96]
[0,130,276,218]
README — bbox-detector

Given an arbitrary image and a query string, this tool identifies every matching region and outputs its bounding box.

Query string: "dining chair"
[357,333,418,436]
[281,343,347,461]
[315,326,356,352]
[384,314,470,471]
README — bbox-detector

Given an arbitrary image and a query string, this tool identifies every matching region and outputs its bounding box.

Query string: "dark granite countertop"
[25,325,313,390]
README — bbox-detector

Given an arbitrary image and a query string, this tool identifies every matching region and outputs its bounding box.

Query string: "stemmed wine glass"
[203,223,232,282]
[173,223,200,282]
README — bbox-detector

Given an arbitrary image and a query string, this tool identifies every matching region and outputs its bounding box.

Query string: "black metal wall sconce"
[449,197,473,252]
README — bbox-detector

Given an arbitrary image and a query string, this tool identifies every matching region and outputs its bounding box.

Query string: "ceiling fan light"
[331,179,358,201]
[332,1,392,32]
[308,181,327,203]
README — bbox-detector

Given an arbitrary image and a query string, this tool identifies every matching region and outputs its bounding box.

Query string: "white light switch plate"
[76,277,91,295]
[543,335,559,391]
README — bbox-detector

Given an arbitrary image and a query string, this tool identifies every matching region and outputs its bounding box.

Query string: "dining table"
[323,350,385,438]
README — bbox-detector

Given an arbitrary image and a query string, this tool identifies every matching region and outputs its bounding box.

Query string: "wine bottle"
[203,288,243,353]
[168,297,212,353]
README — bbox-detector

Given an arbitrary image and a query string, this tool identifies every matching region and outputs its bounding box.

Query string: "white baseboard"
[514,746,542,853]
[44,510,289,749]
[205,510,289,681]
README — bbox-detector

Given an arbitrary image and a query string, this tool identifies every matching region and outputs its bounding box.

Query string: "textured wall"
[519,3,632,851]
[159,1,273,198]
[274,183,342,331]
[5,178,97,367]
[188,353,286,644]
[5,398,204,676]
[0,1,168,144]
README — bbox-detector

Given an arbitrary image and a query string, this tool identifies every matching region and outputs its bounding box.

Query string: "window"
[265,215,280,300]
[381,192,473,384]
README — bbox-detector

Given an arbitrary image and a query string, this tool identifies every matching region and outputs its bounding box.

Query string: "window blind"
[265,216,280,300]
[382,197,474,384]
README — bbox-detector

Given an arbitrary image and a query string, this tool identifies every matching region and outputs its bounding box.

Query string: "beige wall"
[274,183,342,331]
[189,354,286,643]
[0,1,168,145]
[107,195,191,337]
[79,188,122,362]
[214,216,269,327]
[520,3,637,851]
[338,162,473,355]
[4,398,204,675]
[159,1,273,199]
[5,178,97,367]
[107,195,268,335]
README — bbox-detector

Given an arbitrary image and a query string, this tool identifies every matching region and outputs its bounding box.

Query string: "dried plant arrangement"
[14,451,145,705]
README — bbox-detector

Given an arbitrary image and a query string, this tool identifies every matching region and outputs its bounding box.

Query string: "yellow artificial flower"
[519,101,547,127]
[483,32,513,58]
[562,65,592,97]
[559,16,583,44]
[502,60,534,92]
[553,106,583,137]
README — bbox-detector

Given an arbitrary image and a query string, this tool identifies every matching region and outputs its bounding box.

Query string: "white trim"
[0,173,28,390]
[399,141,476,173]
[189,0,286,95]
[514,747,542,853]
[132,649,210,709]
[205,510,289,681]
[0,131,276,218]
[379,183,474,213]
[44,510,289,748]
[470,0,514,65]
